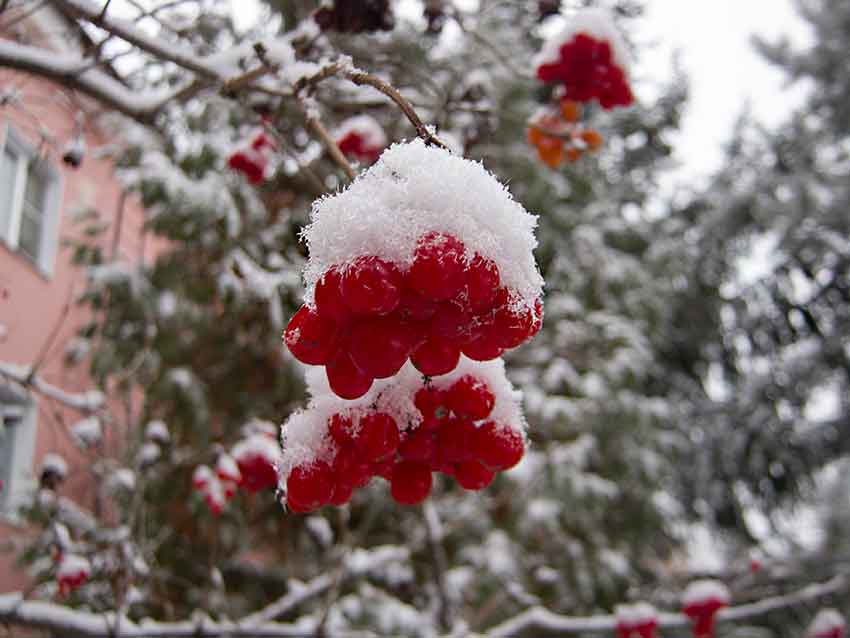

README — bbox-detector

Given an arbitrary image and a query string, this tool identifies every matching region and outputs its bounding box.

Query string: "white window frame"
[0,122,63,276]
[0,385,38,521]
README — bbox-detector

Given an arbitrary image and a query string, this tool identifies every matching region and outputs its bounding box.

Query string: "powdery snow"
[41,454,68,478]
[682,579,731,606]
[70,417,101,447]
[808,609,846,638]
[616,602,658,626]
[144,420,170,444]
[278,356,527,479]
[232,433,283,466]
[534,8,630,70]
[300,139,543,312]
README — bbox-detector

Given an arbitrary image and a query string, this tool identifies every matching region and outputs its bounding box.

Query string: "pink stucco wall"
[0,56,152,592]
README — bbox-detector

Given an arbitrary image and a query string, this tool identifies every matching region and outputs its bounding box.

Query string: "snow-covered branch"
[0,39,165,124]
[488,574,848,638]
[0,546,409,637]
[0,362,104,413]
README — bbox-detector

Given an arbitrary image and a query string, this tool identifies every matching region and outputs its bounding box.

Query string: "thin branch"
[0,361,104,413]
[340,67,448,150]
[422,501,453,632]
[24,284,75,384]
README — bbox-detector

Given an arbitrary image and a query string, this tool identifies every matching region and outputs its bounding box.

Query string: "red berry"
[411,338,460,376]
[474,422,524,471]
[446,375,495,420]
[341,256,403,316]
[371,457,395,480]
[455,459,495,490]
[334,444,372,488]
[348,315,419,379]
[390,461,433,505]
[492,293,535,349]
[414,387,451,430]
[436,418,476,463]
[408,232,467,302]
[466,254,500,312]
[315,266,349,323]
[461,333,504,362]
[397,286,438,322]
[237,455,278,492]
[399,428,438,463]
[429,299,472,342]
[228,149,266,184]
[329,481,353,505]
[328,413,356,447]
[356,412,400,462]
[287,461,333,512]
[326,350,373,400]
[284,305,339,365]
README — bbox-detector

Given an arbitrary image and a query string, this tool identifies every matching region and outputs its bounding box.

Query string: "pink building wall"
[0,14,153,591]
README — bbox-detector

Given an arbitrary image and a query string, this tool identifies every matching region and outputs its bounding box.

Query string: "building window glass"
[0,124,61,274]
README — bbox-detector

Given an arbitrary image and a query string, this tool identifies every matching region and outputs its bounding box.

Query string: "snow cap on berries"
[57,553,90,594]
[336,115,387,162]
[144,420,170,444]
[534,8,629,72]
[682,580,731,608]
[616,602,658,638]
[808,610,846,638]
[301,139,543,312]
[41,454,68,479]
[71,417,101,447]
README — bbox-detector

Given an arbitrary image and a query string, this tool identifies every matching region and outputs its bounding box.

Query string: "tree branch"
[488,573,848,638]
[0,361,104,413]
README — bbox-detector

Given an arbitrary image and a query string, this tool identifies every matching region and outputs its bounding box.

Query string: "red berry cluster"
[536,33,633,109]
[56,555,90,597]
[337,130,384,164]
[284,232,542,400]
[285,374,525,512]
[616,618,658,638]
[227,131,274,184]
[192,433,281,514]
[683,599,727,638]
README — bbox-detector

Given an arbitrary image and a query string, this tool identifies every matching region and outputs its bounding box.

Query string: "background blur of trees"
[1,0,848,636]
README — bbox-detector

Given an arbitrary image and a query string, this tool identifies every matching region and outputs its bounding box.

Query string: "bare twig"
[422,501,453,632]
[24,284,75,384]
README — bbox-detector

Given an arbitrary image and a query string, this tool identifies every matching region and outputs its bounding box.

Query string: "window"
[0,385,37,519]
[0,124,62,275]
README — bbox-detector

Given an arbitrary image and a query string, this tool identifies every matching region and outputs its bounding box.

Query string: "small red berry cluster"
[284,231,542,400]
[337,129,384,164]
[227,130,275,184]
[284,374,525,512]
[536,32,633,110]
[192,431,282,515]
[615,605,659,638]
[56,554,90,597]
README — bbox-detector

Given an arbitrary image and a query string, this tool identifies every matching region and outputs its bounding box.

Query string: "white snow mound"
[682,579,731,606]
[301,139,543,310]
[808,609,845,637]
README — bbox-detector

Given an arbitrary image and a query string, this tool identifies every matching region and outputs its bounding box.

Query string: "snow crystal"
[616,602,657,626]
[334,114,387,148]
[280,357,526,479]
[301,139,543,311]
[534,8,630,71]
[57,553,90,579]
[41,454,68,478]
[144,420,170,444]
[108,469,136,492]
[70,417,101,447]
[809,610,845,638]
[216,454,241,482]
[682,579,731,606]
[137,442,161,465]
[232,433,282,465]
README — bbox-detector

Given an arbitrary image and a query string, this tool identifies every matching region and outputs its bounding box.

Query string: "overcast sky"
[636,0,813,187]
